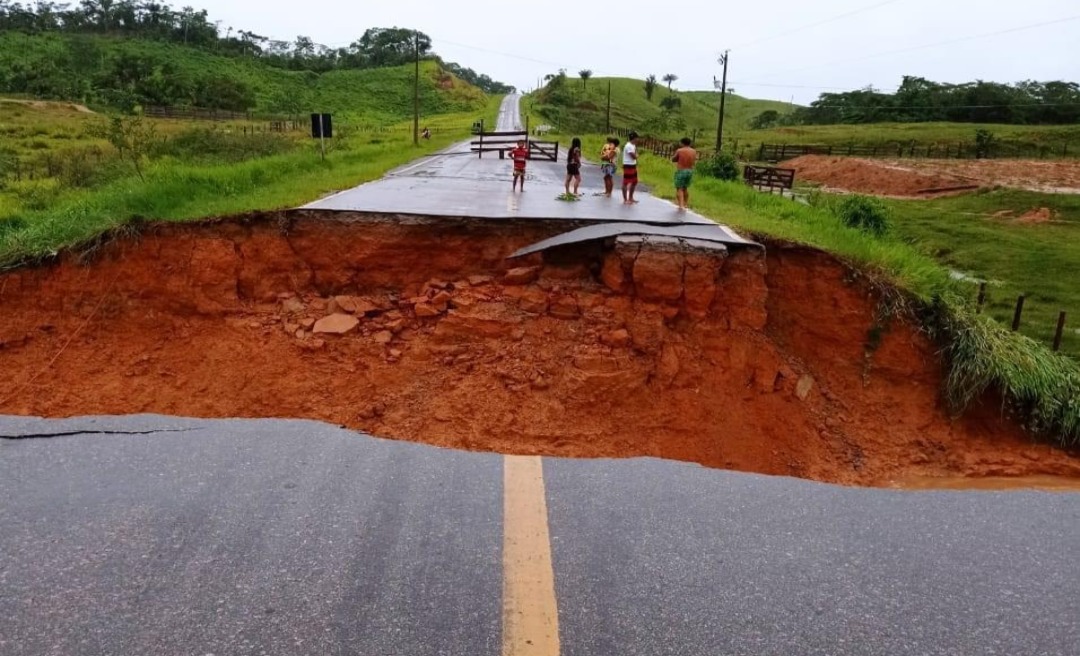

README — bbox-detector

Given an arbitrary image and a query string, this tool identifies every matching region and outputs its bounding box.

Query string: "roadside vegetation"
[524,75,792,142]
[0,95,502,267]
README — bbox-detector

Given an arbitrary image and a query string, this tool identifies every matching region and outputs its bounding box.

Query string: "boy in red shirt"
[509,139,528,192]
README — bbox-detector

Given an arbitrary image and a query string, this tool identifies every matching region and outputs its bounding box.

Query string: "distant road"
[301,94,712,225]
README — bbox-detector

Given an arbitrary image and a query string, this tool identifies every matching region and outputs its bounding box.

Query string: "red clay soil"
[781,156,979,197]
[1016,207,1055,224]
[782,155,1080,197]
[893,159,1080,195]
[1,213,1077,488]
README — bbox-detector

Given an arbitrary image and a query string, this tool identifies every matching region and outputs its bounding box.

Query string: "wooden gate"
[528,140,559,162]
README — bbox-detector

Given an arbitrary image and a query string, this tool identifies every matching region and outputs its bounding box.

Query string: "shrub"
[697,151,740,181]
[974,129,996,159]
[835,195,891,236]
[151,128,294,163]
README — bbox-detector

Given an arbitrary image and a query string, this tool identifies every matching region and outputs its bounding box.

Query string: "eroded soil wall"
[1,214,1075,486]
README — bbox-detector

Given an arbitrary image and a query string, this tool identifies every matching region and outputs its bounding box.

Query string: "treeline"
[0,1,513,95]
[759,77,1080,127]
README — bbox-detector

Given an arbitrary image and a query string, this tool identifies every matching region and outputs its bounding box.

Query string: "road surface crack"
[1,428,197,441]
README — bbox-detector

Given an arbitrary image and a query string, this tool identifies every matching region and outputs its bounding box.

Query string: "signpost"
[311,113,332,159]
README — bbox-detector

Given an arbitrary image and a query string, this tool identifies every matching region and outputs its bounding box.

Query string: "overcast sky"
[205,0,1078,103]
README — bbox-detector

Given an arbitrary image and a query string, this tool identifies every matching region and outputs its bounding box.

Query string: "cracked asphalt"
[2,415,1079,655]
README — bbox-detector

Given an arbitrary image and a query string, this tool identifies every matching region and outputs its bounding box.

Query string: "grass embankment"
[528,75,1078,156]
[524,77,792,142]
[0,95,502,266]
[879,191,1080,357]
[0,33,488,120]
[750,122,1080,155]
[577,134,1080,445]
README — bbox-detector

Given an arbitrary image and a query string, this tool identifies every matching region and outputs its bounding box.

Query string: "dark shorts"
[567,163,581,176]
[513,168,525,178]
[674,169,694,189]
[622,165,638,185]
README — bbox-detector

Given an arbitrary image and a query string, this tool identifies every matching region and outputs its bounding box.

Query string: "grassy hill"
[525,76,794,142]
[0,32,488,122]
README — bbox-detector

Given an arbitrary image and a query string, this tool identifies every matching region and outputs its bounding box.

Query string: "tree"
[659,95,681,111]
[353,27,431,68]
[88,115,157,181]
[579,69,592,90]
[750,110,780,130]
[662,73,677,91]
[644,74,657,101]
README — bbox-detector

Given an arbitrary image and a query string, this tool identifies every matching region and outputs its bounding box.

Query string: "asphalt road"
[303,94,712,225]
[3,415,1079,655]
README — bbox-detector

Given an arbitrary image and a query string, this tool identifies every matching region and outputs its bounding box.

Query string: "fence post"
[1011,295,1026,331]
[478,119,484,159]
[976,282,987,313]
[1053,311,1067,352]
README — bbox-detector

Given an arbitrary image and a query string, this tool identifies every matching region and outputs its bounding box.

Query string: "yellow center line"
[502,455,561,656]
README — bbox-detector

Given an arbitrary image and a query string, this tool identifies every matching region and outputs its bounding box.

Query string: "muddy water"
[891,475,1080,493]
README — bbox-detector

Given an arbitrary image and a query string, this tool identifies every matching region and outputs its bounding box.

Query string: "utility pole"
[413,30,420,146]
[715,50,730,151]
[605,79,612,133]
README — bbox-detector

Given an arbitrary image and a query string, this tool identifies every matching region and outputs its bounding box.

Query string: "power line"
[740,14,1080,84]
[732,0,905,52]
[796,102,1080,110]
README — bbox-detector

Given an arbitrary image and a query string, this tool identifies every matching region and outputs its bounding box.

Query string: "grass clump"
[835,195,891,237]
[931,296,1080,445]
[697,151,740,181]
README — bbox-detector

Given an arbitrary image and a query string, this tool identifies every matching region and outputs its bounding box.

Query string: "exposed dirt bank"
[783,156,1080,197]
[1,213,1076,487]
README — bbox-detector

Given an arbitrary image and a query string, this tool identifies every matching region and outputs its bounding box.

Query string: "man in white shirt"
[622,131,640,204]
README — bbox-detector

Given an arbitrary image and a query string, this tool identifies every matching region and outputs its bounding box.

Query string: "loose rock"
[374,331,393,345]
[503,266,541,286]
[415,303,441,318]
[313,313,360,335]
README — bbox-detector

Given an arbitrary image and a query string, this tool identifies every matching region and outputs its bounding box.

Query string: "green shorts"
[674,169,694,189]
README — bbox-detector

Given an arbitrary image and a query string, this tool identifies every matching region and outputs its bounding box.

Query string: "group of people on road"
[508,131,698,210]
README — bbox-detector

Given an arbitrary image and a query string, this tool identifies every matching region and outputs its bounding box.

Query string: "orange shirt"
[673,146,698,170]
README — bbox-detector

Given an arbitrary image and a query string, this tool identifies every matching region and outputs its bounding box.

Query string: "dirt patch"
[0,98,95,114]
[781,156,980,198]
[1016,207,1055,224]
[783,155,1080,197]
[1,213,1076,488]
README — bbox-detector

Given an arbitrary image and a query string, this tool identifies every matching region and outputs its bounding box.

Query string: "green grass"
[879,190,1080,356]
[573,133,1080,446]
[523,77,793,142]
[0,32,488,120]
[0,104,493,267]
[747,121,1080,156]
[526,75,1079,158]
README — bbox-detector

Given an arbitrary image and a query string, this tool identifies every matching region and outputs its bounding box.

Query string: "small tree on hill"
[89,116,157,182]
[751,110,780,130]
[644,74,658,101]
[579,69,593,90]
[660,96,682,111]
[663,73,678,91]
